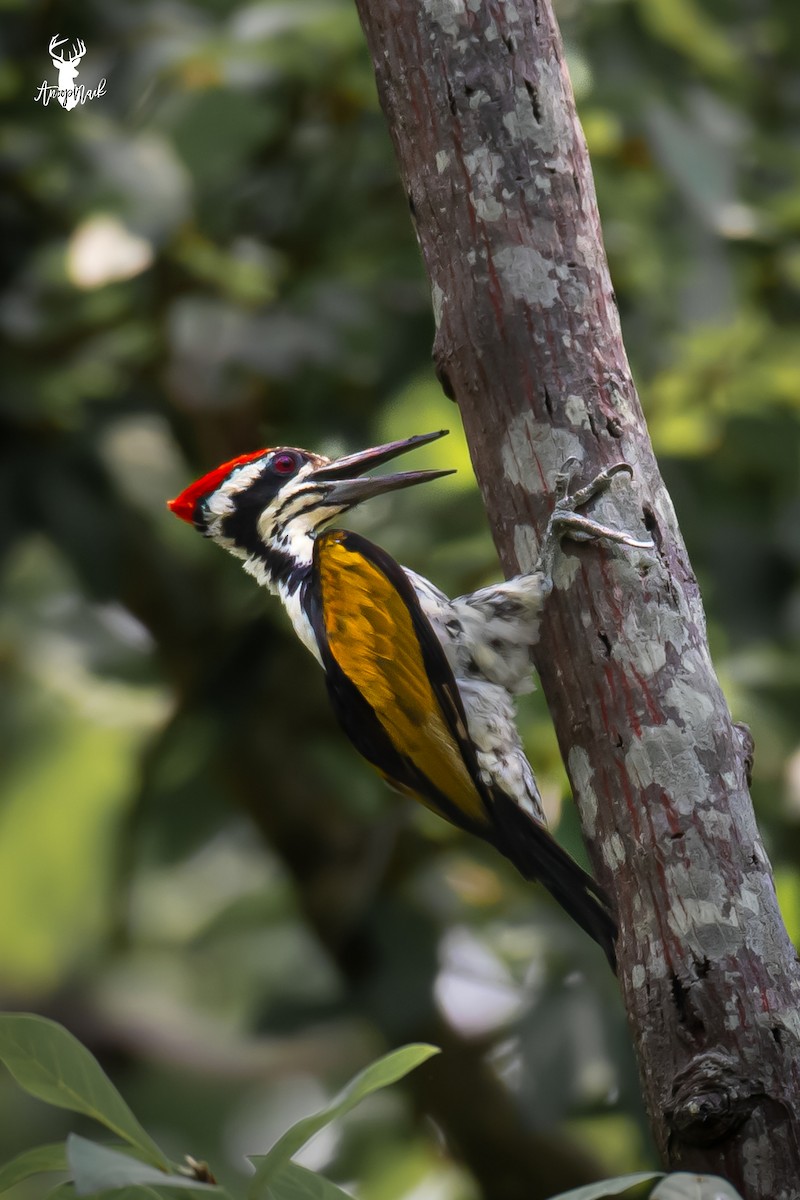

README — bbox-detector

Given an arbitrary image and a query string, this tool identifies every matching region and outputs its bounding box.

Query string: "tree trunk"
[352,0,800,1195]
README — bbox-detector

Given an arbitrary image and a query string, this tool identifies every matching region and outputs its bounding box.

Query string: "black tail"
[490,791,617,971]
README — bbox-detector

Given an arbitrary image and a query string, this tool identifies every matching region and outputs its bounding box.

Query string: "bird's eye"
[271,451,301,476]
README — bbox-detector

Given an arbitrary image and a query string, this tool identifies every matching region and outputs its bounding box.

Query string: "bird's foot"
[537,458,653,576]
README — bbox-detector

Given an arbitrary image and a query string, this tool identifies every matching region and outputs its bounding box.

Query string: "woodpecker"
[168,431,651,968]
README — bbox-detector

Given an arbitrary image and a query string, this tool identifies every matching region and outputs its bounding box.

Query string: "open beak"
[313,430,454,506]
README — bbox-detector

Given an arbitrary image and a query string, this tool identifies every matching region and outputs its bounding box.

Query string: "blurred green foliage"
[1,0,799,1197]
[0,1014,439,1200]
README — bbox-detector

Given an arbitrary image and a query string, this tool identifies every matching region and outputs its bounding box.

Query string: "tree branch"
[353,0,800,1194]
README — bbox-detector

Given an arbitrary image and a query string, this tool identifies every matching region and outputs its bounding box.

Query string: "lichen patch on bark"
[493,245,560,306]
[501,412,585,487]
[565,393,591,428]
[422,0,466,38]
[625,721,711,813]
[513,523,540,566]
[567,745,597,834]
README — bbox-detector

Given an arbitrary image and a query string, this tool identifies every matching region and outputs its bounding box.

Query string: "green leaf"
[67,1137,224,1198]
[264,1163,353,1200]
[0,1143,68,1193]
[0,1014,167,1169]
[651,1175,744,1200]
[247,1044,439,1199]
[45,1184,77,1200]
[548,1175,663,1200]
[70,1190,218,1200]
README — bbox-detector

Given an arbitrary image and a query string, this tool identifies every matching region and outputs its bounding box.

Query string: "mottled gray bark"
[353,0,800,1195]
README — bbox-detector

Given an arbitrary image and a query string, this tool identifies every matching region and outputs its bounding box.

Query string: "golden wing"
[307,528,617,968]
[309,528,492,835]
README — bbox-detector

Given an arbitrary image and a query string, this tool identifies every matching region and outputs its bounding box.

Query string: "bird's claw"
[554,460,634,510]
[538,459,654,576]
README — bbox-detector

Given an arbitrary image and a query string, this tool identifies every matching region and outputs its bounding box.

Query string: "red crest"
[167,450,268,523]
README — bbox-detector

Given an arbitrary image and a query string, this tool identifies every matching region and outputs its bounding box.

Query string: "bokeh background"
[2,1,800,1196]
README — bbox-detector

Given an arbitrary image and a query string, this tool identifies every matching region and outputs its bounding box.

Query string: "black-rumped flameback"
[169,431,653,969]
